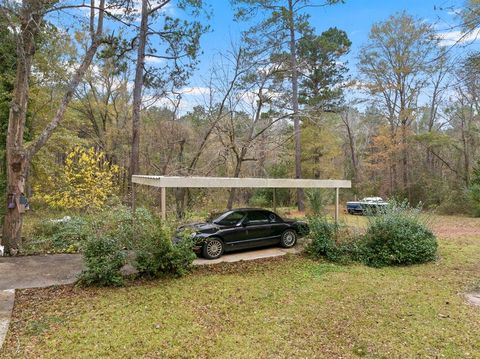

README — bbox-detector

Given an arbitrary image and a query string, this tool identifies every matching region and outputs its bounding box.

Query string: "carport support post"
[161,187,166,221]
[335,187,339,223]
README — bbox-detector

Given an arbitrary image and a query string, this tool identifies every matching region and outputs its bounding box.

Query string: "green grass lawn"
[2,216,480,358]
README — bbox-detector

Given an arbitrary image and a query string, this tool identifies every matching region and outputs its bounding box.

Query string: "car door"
[267,212,289,240]
[242,211,275,248]
[215,211,247,249]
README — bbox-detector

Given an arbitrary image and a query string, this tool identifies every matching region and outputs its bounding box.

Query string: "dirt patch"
[431,216,480,239]
[465,292,480,307]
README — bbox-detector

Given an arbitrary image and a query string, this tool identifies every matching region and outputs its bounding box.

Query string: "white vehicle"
[346,197,388,215]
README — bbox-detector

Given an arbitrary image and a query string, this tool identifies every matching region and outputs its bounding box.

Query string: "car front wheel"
[202,237,224,259]
[280,229,297,248]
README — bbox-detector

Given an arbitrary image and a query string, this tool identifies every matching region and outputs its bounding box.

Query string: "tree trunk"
[129,0,148,192]
[389,123,398,195]
[2,0,105,254]
[342,111,358,186]
[3,151,28,255]
[1,0,42,254]
[287,0,304,211]
[227,154,244,210]
[401,122,409,197]
[460,115,470,186]
[174,139,186,218]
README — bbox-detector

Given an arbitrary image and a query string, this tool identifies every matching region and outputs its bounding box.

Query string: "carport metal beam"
[132,175,351,221]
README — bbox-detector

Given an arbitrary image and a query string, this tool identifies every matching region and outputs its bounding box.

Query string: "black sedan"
[176,208,309,259]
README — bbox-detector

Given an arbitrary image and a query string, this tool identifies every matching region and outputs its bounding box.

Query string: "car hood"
[177,222,219,234]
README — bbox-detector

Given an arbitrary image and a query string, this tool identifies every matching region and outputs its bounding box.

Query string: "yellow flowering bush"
[36,147,120,210]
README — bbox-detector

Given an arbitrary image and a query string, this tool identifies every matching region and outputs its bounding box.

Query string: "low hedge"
[306,201,438,267]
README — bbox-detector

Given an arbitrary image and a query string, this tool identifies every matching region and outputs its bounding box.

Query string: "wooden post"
[161,187,166,221]
[273,188,277,213]
[335,187,339,223]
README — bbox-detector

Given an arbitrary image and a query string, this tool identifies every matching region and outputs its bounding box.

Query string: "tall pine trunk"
[129,0,148,193]
[401,123,408,194]
[287,0,304,211]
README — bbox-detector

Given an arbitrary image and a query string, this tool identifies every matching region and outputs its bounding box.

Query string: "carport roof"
[131,175,351,189]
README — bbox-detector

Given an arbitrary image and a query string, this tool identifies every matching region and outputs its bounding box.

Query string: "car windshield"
[212,211,245,225]
[206,212,222,223]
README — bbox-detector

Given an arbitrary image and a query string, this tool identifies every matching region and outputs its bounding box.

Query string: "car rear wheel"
[280,229,297,248]
[202,237,224,259]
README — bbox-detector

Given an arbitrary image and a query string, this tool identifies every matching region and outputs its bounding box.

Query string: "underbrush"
[24,205,197,286]
[78,208,196,286]
[26,216,91,254]
[24,206,155,254]
[132,220,196,278]
[78,236,126,287]
[306,201,438,267]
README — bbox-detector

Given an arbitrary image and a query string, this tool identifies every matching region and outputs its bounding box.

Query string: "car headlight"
[189,231,197,239]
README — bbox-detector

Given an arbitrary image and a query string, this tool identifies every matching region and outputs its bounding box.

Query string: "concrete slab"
[0,289,14,350]
[193,246,301,265]
[466,292,480,306]
[0,254,82,291]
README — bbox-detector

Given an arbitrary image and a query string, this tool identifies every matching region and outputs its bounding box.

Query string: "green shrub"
[134,225,196,278]
[305,216,338,258]
[305,189,329,215]
[78,236,125,287]
[307,202,438,268]
[437,189,472,215]
[305,216,362,264]
[88,206,157,249]
[467,184,480,217]
[362,201,438,267]
[249,193,270,208]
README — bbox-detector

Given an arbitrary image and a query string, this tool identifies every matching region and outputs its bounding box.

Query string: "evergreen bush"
[78,236,125,287]
[362,201,438,267]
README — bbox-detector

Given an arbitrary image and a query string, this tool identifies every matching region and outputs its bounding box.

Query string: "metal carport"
[132,175,351,222]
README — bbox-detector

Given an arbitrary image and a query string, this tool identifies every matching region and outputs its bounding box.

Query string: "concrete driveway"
[0,254,83,291]
[0,246,300,290]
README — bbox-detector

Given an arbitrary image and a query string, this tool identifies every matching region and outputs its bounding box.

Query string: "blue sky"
[203,0,470,53]
[175,0,474,109]
[46,0,475,110]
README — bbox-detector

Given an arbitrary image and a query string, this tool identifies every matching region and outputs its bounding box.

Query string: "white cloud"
[346,80,370,91]
[83,0,173,21]
[447,8,462,16]
[145,56,164,64]
[181,86,210,96]
[437,28,480,46]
